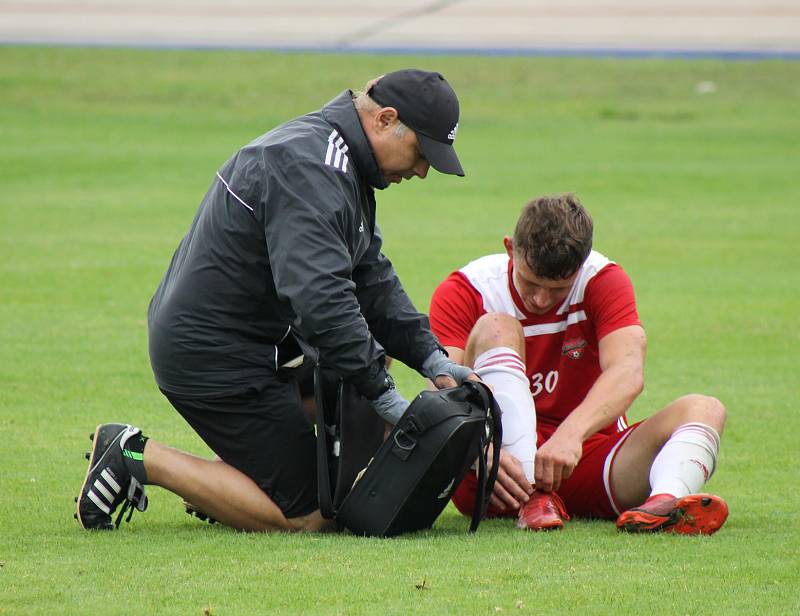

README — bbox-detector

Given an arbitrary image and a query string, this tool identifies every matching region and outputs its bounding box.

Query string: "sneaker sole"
[617,493,728,535]
[76,423,128,530]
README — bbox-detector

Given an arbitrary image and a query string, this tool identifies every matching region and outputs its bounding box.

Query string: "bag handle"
[402,393,473,434]
[466,381,503,533]
[315,366,336,519]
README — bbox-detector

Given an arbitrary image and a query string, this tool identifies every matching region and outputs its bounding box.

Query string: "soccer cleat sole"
[75,424,127,530]
[617,493,729,535]
[76,425,110,530]
[516,518,564,531]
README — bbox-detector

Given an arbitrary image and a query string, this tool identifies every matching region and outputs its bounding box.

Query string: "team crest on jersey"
[562,338,587,360]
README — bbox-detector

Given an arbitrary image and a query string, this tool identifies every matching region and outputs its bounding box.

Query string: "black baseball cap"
[368,69,464,177]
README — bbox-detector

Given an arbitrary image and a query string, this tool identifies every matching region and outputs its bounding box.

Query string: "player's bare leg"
[464,313,567,530]
[463,313,524,366]
[610,394,728,534]
[144,441,333,532]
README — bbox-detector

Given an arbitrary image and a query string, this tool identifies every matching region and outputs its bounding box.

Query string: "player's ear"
[503,236,514,257]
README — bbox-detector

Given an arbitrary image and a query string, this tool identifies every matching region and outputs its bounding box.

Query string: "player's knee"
[674,393,727,434]
[699,394,726,434]
[468,313,524,355]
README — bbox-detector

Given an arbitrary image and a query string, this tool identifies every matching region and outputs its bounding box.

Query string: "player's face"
[511,253,578,315]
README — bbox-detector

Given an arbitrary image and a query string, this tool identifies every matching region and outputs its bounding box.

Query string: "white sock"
[649,422,720,498]
[474,347,536,485]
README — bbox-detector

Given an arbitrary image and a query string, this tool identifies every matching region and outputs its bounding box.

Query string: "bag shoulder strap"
[315,366,336,519]
[467,381,503,533]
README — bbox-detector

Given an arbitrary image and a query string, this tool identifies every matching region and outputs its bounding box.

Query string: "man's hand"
[433,372,481,389]
[534,432,582,492]
[423,349,478,389]
[484,446,533,511]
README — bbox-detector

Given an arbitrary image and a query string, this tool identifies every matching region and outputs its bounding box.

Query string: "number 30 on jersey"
[530,370,558,396]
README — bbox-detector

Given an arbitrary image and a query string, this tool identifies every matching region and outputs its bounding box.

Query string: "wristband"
[421,349,473,385]
[370,385,409,425]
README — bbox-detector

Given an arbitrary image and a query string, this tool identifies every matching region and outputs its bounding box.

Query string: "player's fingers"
[503,476,530,504]
[503,457,533,500]
[491,485,513,511]
[489,492,506,511]
[536,458,554,492]
[550,466,562,492]
[534,455,543,485]
[494,469,521,510]
[551,456,576,491]
[496,466,519,498]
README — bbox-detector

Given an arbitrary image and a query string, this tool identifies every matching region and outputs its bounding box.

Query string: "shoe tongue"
[118,425,141,450]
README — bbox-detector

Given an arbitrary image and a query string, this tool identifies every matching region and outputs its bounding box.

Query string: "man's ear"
[375,107,399,132]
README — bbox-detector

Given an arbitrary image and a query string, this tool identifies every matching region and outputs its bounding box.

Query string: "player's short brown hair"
[512,194,593,280]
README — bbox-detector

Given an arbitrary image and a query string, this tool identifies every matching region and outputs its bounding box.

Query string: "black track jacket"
[147,91,441,400]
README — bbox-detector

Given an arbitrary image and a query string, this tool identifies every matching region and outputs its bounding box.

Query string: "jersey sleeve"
[583,264,641,341]
[429,272,485,349]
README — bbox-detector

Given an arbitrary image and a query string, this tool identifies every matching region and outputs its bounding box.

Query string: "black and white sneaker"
[75,423,148,530]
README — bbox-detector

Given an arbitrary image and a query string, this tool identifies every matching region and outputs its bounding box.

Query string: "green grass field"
[1,47,799,615]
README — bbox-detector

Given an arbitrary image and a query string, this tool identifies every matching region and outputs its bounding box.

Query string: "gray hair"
[353,90,409,137]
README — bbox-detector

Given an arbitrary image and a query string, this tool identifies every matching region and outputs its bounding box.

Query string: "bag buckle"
[391,428,417,461]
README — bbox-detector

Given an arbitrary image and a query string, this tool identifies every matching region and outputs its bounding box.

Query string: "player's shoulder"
[432,256,503,306]
[434,268,480,299]
[557,250,622,313]
[459,254,509,283]
[455,254,524,317]
[583,250,613,276]
[584,251,633,291]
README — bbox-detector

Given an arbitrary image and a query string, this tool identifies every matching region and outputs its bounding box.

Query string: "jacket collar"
[322,90,388,190]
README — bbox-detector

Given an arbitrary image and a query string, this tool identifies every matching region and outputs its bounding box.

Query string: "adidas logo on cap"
[448,123,458,141]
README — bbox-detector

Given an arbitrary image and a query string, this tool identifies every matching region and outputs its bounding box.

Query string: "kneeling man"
[429,194,728,534]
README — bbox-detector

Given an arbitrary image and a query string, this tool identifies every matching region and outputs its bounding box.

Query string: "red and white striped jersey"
[430,251,641,438]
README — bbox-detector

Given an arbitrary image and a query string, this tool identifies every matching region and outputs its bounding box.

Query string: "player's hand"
[534,432,582,492]
[484,446,533,511]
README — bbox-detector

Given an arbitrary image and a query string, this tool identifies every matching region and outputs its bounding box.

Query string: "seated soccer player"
[429,194,728,534]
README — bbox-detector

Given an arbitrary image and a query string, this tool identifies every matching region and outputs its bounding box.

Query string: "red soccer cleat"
[616,493,729,535]
[517,490,570,531]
